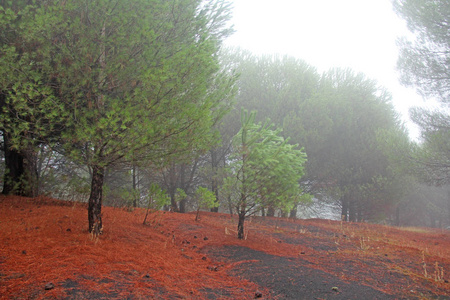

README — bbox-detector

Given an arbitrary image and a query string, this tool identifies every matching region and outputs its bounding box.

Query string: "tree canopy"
[0,0,235,233]
[394,0,450,187]
[393,0,450,102]
[223,109,307,239]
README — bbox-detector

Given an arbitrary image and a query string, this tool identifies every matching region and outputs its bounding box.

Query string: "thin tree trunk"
[179,164,186,213]
[88,165,104,234]
[210,149,219,212]
[237,197,246,239]
[349,198,356,222]
[132,164,138,207]
[227,195,233,215]
[341,196,348,221]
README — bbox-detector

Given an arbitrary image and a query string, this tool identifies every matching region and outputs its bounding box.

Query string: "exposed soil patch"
[205,245,398,299]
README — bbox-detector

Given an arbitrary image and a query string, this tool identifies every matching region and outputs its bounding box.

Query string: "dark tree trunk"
[237,211,245,239]
[341,196,348,221]
[178,164,187,213]
[132,164,138,207]
[88,165,104,234]
[267,206,275,217]
[289,205,298,219]
[2,133,38,197]
[167,164,179,212]
[179,197,186,213]
[227,195,233,215]
[349,198,356,222]
[2,136,25,195]
[356,202,363,222]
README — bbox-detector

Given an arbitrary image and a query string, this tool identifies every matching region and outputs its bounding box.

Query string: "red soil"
[0,195,449,299]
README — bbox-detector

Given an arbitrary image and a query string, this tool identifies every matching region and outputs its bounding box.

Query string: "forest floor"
[0,195,449,299]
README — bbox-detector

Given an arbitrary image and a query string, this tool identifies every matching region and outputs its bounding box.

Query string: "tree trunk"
[179,197,186,213]
[349,198,356,222]
[237,211,245,239]
[2,133,38,197]
[88,165,104,234]
[169,195,179,212]
[2,136,25,195]
[267,206,275,217]
[132,164,138,207]
[227,195,233,215]
[341,196,348,221]
[179,164,186,213]
[289,205,298,219]
[210,149,219,212]
[168,164,179,212]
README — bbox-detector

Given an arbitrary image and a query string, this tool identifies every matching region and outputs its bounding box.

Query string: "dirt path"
[204,245,399,299]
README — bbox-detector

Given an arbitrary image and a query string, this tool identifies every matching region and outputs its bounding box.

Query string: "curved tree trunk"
[88,165,104,235]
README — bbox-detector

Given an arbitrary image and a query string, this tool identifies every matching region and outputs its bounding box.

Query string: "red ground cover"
[0,195,449,299]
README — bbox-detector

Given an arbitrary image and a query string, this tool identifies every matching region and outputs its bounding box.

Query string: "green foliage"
[143,183,170,225]
[147,183,170,211]
[225,109,307,217]
[174,188,187,206]
[0,0,234,230]
[410,108,450,186]
[0,0,234,169]
[394,0,449,187]
[393,0,450,102]
[194,186,218,220]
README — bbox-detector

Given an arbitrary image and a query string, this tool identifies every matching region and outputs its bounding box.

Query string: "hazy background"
[224,0,435,139]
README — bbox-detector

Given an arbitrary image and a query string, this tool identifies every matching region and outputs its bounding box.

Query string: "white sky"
[224,0,432,139]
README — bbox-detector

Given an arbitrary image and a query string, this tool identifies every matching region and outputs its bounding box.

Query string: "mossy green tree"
[0,0,234,234]
[223,110,307,239]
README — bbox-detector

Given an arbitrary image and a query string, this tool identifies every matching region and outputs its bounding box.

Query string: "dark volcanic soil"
[205,245,399,299]
[204,246,398,300]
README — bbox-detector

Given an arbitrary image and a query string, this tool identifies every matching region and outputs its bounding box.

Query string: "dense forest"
[1,0,449,236]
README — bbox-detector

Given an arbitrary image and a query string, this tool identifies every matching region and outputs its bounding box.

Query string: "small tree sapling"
[194,187,218,221]
[143,183,170,225]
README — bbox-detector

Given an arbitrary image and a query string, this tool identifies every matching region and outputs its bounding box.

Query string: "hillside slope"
[0,196,449,299]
